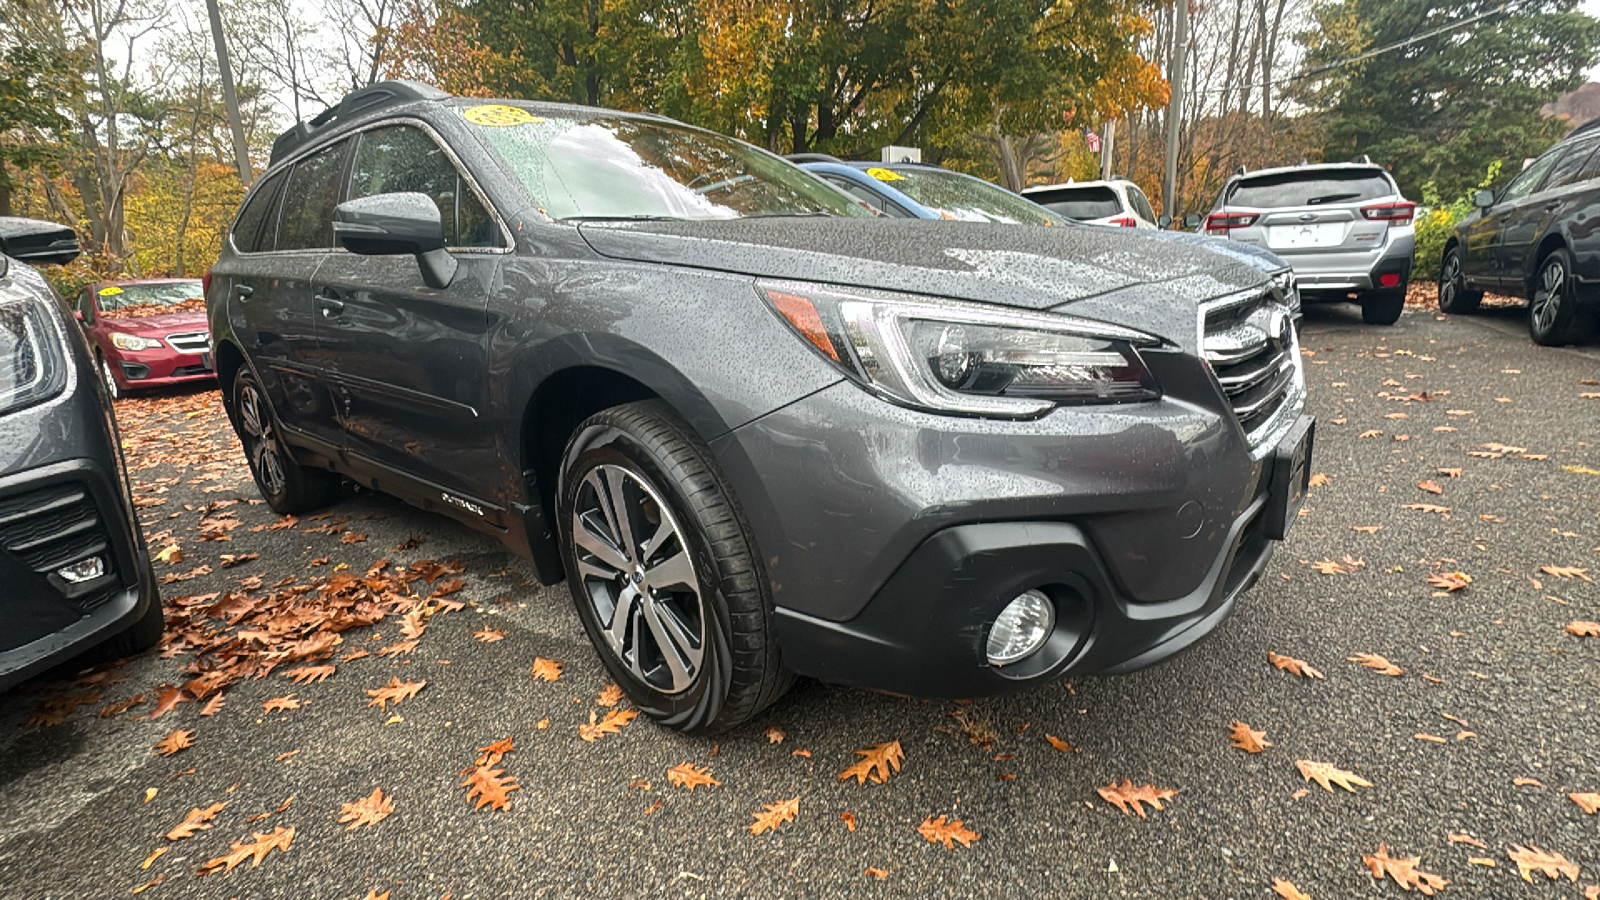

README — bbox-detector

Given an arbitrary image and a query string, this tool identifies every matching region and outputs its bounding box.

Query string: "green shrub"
[1413,161,1500,282]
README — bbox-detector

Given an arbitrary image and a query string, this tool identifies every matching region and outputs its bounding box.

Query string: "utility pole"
[1162,0,1189,219]
[1100,120,1116,181]
[206,0,253,187]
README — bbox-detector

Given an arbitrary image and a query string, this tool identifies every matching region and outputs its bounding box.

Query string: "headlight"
[110,332,163,351]
[761,281,1160,417]
[0,296,68,415]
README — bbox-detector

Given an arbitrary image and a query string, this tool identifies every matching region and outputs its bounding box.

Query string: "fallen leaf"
[1541,565,1592,582]
[666,762,720,791]
[140,847,168,869]
[1568,792,1599,814]
[578,708,639,742]
[1448,833,1487,848]
[1096,780,1179,817]
[472,627,505,643]
[147,687,190,720]
[749,797,799,835]
[839,740,905,785]
[1352,525,1384,534]
[1359,429,1383,438]
[916,814,980,848]
[1437,467,1462,478]
[1268,652,1325,679]
[864,867,887,879]
[154,730,194,757]
[530,657,563,682]
[763,726,786,744]
[1308,472,1329,487]
[364,677,425,709]
[461,766,519,811]
[339,531,367,544]
[1045,734,1078,753]
[338,788,394,830]
[476,737,514,767]
[1347,653,1403,676]
[840,811,857,831]
[1514,777,1544,787]
[1296,760,1372,793]
[1228,721,1269,754]
[1507,844,1580,882]
[1271,879,1312,900]
[596,684,624,707]
[262,694,301,714]
[1417,480,1444,495]
[285,665,335,685]
[1403,503,1451,514]
[1564,621,1599,637]
[1363,845,1449,895]
[1414,733,1448,744]
[1425,571,1472,592]
[198,825,294,875]
[166,802,227,840]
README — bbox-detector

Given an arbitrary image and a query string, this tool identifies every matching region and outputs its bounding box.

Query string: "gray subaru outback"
[206,81,1313,732]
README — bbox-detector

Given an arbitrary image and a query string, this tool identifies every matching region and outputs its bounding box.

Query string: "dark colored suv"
[208,82,1313,732]
[1438,120,1600,345]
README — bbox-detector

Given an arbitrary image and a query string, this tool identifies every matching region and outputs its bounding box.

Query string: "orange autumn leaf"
[1271,879,1312,900]
[666,762,720,791]
[1417,480,1444,495]
[596,684,624,707]
[1363,845,1449,895]
[1425,571,1472,592]
[1228,721,1270,754]
[461,766,520,811]
[148,687,190,720]
[763,725,786,744]
[1507,844,1580,882]
[1541,565,1593,582]
[838,740,905,785]
[1447,833,1487,848]
[262,694,301,714]
[578,708,638,742]
[1566,621,1600,638]
[1296,760,1372,793]
[1569,792,1600,814]
[1268,652,1324,679]
[530,657,563,682]
[285,665,335,685]
[338,788,394,830]
[364,677,425,709]
[339,531,367,544]
[198,825,295,875]
[476,737,514,767]
[864,866,888,879]
[1045,734,1078,753]
[472,627,505,643]
[840,811,857,831]
[166,802,227,840]
[1347,653,1404,676]
[916,814,980,848]
[1096,780,1179,817]
[155,729,194,757]
[749,796,799,835]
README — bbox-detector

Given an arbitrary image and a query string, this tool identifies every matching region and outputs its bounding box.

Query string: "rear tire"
[1437,246,1482,314]
[1360,287,1405,325]
[557,400,791,733]
[1528,248,1594,346]
[231,370,341,515]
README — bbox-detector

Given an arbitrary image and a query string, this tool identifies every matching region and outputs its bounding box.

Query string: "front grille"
[1203,292,1297,440]
[0,483,117,608]
[166,331,210,354]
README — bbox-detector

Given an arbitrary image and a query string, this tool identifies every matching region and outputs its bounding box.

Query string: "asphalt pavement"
[1,299,1596,899]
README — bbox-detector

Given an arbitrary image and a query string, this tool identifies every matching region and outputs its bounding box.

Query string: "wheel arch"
[1527,233,1570,297]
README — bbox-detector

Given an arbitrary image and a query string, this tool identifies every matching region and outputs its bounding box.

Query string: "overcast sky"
[1588,0,1600,82]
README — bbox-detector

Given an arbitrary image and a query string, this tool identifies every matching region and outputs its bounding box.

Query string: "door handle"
[234,284,253,301]
[1545,201,1561,211]
[316,295,345,317]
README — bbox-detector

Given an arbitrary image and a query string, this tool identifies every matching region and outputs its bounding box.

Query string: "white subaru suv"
[1023,179,1161,229]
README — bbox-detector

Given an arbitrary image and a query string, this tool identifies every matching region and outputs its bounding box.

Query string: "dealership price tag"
[865,167,905,181]
[98,286,123,295]
[463,105,543,127]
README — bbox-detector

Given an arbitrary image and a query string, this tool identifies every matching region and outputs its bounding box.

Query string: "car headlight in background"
[0,296,68,415]
[760,280,1161,417]
[109,332,163,351]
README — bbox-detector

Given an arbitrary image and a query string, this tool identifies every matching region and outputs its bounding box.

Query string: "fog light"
[986,589,1055,666]
[1379,272,1401,288]
[57,556,105,584]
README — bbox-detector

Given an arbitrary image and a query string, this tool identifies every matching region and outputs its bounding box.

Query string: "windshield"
[868,167,1063,225]
[1025,186,1123,220]
[1227,169,1393,208]
[96,282,205,318]
[465,107,870,221]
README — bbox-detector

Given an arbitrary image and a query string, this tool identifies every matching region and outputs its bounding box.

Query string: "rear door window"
[278,140,352,251]
[1227,169,1393,208]
[348,124,501,248]
[231,171,287,253]
[1541,139,1600,191]
[1126,186,1157,222]
[1028,186,1121,220]
[1498,151,1561,205]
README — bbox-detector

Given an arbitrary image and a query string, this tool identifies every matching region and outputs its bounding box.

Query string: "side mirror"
[0,218,81,266]
[74,309,85,322]
[1183,214,1203,230]
[333,192,457,289]
[1472,189,1494,210]
[1157,214,1173,230]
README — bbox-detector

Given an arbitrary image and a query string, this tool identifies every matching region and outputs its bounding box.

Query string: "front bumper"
[109,348,216,390]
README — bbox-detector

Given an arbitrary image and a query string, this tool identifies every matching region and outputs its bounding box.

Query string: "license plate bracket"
[1264,415,1314,541]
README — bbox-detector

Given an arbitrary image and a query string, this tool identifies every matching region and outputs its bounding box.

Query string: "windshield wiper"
[1305,192,1361,205]
[742,211,836,219]
[560,214,685,223]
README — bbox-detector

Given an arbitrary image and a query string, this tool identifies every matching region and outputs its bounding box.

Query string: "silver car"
[1203,163,1415,324]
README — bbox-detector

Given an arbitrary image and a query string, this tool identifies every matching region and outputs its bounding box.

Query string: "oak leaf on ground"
[364,677,425,709]
[1347,653,1404,676]
[476,737,514,767]
[148,687,190,720]
[596,684,624,707]
[338,788,394,830]
[1296,760,1372,792]
[1228,721,1270,754]
[1541,565,1593,582]
[1447,833,1487,848]
[285,665,335,684]
[1425,571,1472,592]
[530,657,563,682]
[666,762,720,791]
[1096,780,1179,817]
[840,811,857,831]
[461,766,519,811]
[1567,621,1600,638]
[762,726,785,744]
[1045,734,1078,752]
[1508,844,1581,882]
[917,814,980,848]
[199,694,226,716]
[839,740,905,785]
[1268,652,1324,679]
[197,825,294,875]
[472,627,505,643]
[1403,503,1451,514]
[154,730,194,756]
[1570,792,1600,814]
[1271,879,1312,900]
[1362,845,1449,895]
[749,796,799,835]
[262,694,301,714]
[166,802,227,840]
[578,708,638,742]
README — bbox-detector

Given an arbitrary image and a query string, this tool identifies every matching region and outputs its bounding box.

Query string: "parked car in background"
[74,278,213,399]
[793,157,1067,224]
[1022,179,1160,229]
[1437,119,1600,345]
[1203,162,1415,325]
[0,218,164,692]
[210,81,1312,733]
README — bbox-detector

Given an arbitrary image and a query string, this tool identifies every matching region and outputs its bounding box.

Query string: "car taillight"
[1361,201,1415,225]
[1203,212,1258,236]
[1108,216,1137,228]
[202,270,212,295]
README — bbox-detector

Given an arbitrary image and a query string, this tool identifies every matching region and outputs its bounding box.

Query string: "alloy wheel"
[237,380,287,497]
[1532,258,1565,334]
[100,357,121,400]
[1439,254,1460,308]
[569,463,705,695]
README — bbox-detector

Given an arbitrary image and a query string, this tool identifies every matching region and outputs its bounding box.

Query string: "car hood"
[578,218,1266,348]
[100,311,209,334]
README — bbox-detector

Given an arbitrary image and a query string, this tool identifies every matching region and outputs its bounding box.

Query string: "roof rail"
[1352,153,1373,165]
[1569,117,1600,139]
[269,80,451,167]
[784,153,843,164]
[1235,165,1248,177]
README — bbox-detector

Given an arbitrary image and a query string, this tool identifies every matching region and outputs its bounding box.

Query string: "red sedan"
[72,278,214,398]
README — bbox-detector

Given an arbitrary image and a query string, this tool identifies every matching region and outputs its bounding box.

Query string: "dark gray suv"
[207,81,1314,732]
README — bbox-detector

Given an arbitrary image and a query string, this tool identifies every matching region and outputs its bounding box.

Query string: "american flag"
[1085,130,1101,153]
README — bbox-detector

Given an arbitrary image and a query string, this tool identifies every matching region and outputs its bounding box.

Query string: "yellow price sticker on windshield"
[865,167,905,182]
[98,286,124,295]
[463,105,542,127]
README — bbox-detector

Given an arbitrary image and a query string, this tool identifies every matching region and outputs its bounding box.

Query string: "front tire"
[231,370,341,515]
[99,355,123,400]
[1437,247,1482,314]
[1529,248,1593,346]
[557,400,791,733]
[1360,287,1405,325]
